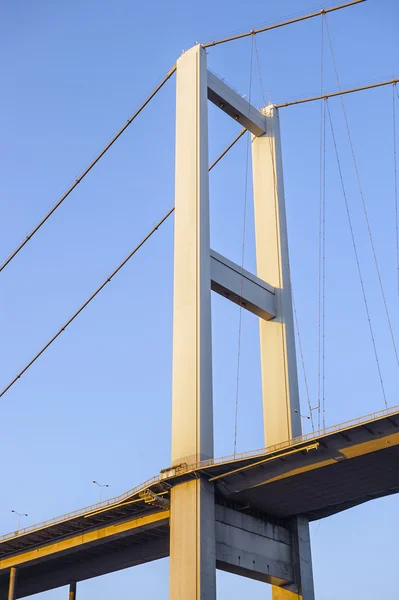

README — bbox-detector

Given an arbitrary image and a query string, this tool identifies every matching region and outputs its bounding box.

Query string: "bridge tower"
[170,44,314,599]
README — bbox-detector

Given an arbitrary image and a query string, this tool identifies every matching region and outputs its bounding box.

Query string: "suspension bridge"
[1,1,399,598]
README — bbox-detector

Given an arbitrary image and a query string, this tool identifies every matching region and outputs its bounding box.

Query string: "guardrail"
[205,403,399,467]
[1,403,397,543]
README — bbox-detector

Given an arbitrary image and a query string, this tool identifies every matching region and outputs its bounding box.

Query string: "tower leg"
[170,480,216,599]
[69,581,77,600]
[252,106,315,600]
[7,568,17,600]
[169,44,216,599]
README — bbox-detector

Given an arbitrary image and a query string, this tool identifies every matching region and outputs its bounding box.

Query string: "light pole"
[92,480,109,503]
[294,409,311,431]
[11,509,28,531]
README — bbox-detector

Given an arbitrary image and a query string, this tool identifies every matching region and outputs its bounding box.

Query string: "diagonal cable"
[0,65,177,274]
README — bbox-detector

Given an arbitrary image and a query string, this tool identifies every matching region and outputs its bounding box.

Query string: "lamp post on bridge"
[92,480,109,503]
[294,409,311,431]
[11,510,27,532]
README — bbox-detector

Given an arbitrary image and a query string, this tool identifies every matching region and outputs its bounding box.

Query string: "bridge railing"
[1,402,397,543]
[202,402,399,468]
[0,475,161,543]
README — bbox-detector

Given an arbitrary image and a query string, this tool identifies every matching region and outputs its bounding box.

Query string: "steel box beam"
[215,506,293,585]
[210,249,275,320]
[207,70,267,136]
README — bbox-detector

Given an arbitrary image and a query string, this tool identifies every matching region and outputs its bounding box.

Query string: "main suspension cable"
[234,36,254,455]
[326,100,387,408]
[0,131,244,401]
[209,128,246,170]
[1,4,370,276]
[202,0,365,48]
[0,65,177,274]
[0,2,370,276]
[276,78,399,108]
[0,208,174,399]
[325,16,399,368]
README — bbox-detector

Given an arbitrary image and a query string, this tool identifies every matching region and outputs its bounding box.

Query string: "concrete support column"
[271,517,314,599]
[251,105,301,447]
[170,480,216,599]
[291,517,314,599]
[7,567,17,600]
[169,44,216,599]
[251,106,314,600]
[69,581,77,600]
[171,43,213,466]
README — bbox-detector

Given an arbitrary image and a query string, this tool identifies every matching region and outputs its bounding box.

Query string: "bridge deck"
[1,406,398,598]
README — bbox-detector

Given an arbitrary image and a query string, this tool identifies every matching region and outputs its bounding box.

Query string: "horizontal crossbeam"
[210,250,275,320]
[207,71,267,136]
[216,506,293,585]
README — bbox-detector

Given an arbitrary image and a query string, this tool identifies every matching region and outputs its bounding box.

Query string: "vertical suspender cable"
[321,99,327,428]
[255,21,318,432]
[317,14,326,429]
[234,36,254,455]
[293,297,315,432]
[326,101,387,408]
[256,31,317,431]
[325,16,399,370]
[254,36,267,107]
[393,83,399,303]
[255,33,314,434]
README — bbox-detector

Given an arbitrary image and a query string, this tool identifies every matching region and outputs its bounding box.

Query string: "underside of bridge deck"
[0,408,398,598]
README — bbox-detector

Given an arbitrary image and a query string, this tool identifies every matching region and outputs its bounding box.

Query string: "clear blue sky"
[0,0,398,598]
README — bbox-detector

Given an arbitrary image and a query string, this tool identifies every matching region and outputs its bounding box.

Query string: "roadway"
[1,405,398,598]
